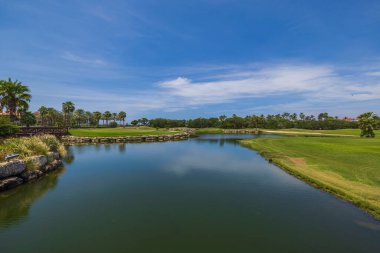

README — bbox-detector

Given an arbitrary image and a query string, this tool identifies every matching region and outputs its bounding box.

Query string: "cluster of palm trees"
[0,78,32,123]
[38,102,127,128]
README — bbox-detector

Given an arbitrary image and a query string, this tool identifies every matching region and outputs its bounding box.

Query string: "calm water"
[0,134,379,253]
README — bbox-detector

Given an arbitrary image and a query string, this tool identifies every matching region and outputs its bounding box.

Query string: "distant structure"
[341,117,358,122]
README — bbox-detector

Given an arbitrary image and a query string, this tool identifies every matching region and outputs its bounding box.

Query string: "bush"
[109,121,118,128]
[0,116,19,137]
[20,112,36,127]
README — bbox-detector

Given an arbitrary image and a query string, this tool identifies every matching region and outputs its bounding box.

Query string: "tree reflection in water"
[0,167,65,229]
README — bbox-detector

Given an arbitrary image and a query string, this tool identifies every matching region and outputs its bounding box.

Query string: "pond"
[1,134,379,253]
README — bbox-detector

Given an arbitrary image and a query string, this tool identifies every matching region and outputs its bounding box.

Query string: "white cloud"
[366,71,380,76]
[158,63,380,106]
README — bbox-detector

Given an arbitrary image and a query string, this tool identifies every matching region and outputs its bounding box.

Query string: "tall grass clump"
[0,135,67,162]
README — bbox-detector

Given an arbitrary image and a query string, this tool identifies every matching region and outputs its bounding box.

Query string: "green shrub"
[20,112,36,127]
[0,116,19,137]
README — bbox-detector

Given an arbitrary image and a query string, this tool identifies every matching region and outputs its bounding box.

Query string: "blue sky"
[1,0,380,119]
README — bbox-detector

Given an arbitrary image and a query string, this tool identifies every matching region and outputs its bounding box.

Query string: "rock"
[47,152,60,161]
[61,133,190,144]
[20,170,43,182]
[0,177,23,191]
[0,160,26,179]
[41,159,62,173]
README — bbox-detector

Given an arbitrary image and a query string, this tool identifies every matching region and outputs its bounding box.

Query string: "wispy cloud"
[62,52,106,65]
[88,6,114,22]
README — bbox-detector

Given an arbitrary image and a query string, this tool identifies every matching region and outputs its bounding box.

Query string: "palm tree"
[93,111,102,127]
[112,112,117,123]
[74,109,86,127]
[103,111,112,126]
[0,78,32,122]
[118,111,127,126]
[299,112,305,121]
[85,111,93,126]
[62,101,75,127]
[38,106,48,126]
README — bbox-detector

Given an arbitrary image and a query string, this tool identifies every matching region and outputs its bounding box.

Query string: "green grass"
[263,128,380,137]
[69,127,183,137]
[195,128,224,134]
[240,136,380,219]
[194,127,377,137]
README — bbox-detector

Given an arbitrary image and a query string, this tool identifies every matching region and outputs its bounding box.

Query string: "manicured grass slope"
[69,127,182,137]
[240,137,380,219]
[194,128,379,137]
[195,128,224,134]
[279,128,380,137]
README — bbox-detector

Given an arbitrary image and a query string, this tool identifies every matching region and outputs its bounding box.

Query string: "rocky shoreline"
[222,129,259,134]
[0,153,63,192]
[61,133,190,144]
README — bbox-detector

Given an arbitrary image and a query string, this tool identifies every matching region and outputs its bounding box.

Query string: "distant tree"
[251,115,262,131]
[358,112,377,138]
[112,112,117,123]
[74,109,86,127]
[93,111,102,126]
[140,118,149,126]
[20,111,36,127]
[0,78,32,122]
[103,111,112,126]
[318,112,329,121]
[46,107,63,127]
[62,101,75,127]
[299,112,305,121]
[85,111,93,126]
[290,113,298,121]
[38,106,48,126]
[118,111,127,126]
[131,120,138,126]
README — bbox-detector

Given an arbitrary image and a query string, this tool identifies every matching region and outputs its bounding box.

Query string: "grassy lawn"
[195,128,224,134]
[274,128,380,137]
[240,136,380,219]
[69,127,182,137]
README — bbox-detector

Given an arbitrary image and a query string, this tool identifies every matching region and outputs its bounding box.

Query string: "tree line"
[0,78,127,129]
[39,101,127,128]
[144,113,364,130]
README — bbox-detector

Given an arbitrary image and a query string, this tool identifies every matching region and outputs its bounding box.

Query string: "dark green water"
[1,134,379,253]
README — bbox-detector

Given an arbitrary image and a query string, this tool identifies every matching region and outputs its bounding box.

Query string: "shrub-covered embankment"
[0,135,67,192]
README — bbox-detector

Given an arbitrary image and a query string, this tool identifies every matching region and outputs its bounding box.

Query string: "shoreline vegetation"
[0,135,67,163]
[240,136,380,219]
[0,135,66,191]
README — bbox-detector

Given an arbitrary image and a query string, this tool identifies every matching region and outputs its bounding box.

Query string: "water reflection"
[62,147,75,165]
[118,143,126,154]
[0,167,65,229]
